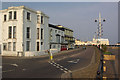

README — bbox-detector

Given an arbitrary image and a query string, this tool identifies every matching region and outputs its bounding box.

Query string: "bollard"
[50,52,53,61]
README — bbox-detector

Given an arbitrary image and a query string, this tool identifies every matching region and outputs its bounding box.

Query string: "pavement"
[2,46,96,79]
[102,47,120,79]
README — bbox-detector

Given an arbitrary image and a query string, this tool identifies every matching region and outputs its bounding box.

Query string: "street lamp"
[95,13,106,39]
[95,13,106,79]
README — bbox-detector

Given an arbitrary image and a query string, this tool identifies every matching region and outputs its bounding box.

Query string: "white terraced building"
[49,24,65,52]
[0,6,50,56]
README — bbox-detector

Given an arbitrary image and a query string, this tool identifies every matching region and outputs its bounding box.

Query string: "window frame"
[14,11,17,20]
[13,26,16,39]
[37,15,40,23]
[26,41,30,51]
[27,12,31,21]
[37,42,39,51]
[3,43,7,51]
[41,16,44,24]
[4,15,7,21]
[41,28,43,40]
[37,28,39,39]
[13,42,16,51]
[26,27,30,39]
[8,42,11,51]
[8,26,12,39]
[9,11,12,20]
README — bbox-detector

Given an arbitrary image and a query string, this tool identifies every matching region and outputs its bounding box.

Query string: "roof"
[57,25,73,32]
[49,24,64,31]
[0,6,49,18]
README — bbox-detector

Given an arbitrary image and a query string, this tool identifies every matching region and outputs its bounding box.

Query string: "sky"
[1,2,118,45]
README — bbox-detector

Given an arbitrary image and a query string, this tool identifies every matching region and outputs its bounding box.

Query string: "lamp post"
[95,13,106,46]
[95,13,106,79]
[95,13,106,39]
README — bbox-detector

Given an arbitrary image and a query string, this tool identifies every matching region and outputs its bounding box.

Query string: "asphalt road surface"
[2,46,95,78]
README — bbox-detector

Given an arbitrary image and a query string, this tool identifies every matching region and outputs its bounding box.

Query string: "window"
[37,42,39,51]
[61,36,64,43]
[8,26,12,38]
[9,11,12,20]
[8,42,11,51]
[58,45,60,48]
[61,32,63,35]
[26,41,30,51]
[26,27,30,39]
[41,42,43,45]
[37,15,40,23]
[4,15,7,21]
[50,45,52,49]
[56,35,60,43]
[13,26,16,38]
[41,16,43,24]
[14,11,17,19]
[50,29,52,41]
[13,42,16,51]
[41,28,43,40]
[53,45,56,48]
[3,43,7,51]
[27,12,30,20]
[37,28,39,39]
[55,30,57,33]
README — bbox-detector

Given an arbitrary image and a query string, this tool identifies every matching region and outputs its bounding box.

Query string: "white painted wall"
[1,6,50,56]
[1,7,24,55]
[49,26,64,51]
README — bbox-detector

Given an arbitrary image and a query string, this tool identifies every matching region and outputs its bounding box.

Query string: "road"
[2,46,95,78]
[103,47,120,79]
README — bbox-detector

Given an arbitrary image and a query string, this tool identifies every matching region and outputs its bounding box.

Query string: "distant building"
[92,38,109,45]
[57,25,75,49]
[0,6,49,56]
[49,24,65,52]
[75,38,109,46]
[75,39,86,45]
[116,42,120,45]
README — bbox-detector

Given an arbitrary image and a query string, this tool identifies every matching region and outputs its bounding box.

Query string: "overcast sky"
[2,2,118,44]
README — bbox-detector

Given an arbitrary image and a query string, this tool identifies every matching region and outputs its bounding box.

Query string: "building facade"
[57,25,75,49]
[75,38,109,46]
[49,24,64,52]
[0,6,49,56]
[92,38,109,45]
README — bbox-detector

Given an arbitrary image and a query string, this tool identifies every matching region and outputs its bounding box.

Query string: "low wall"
[2,49,59,57]
[2,51,18,56]
[24,51,47,57]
